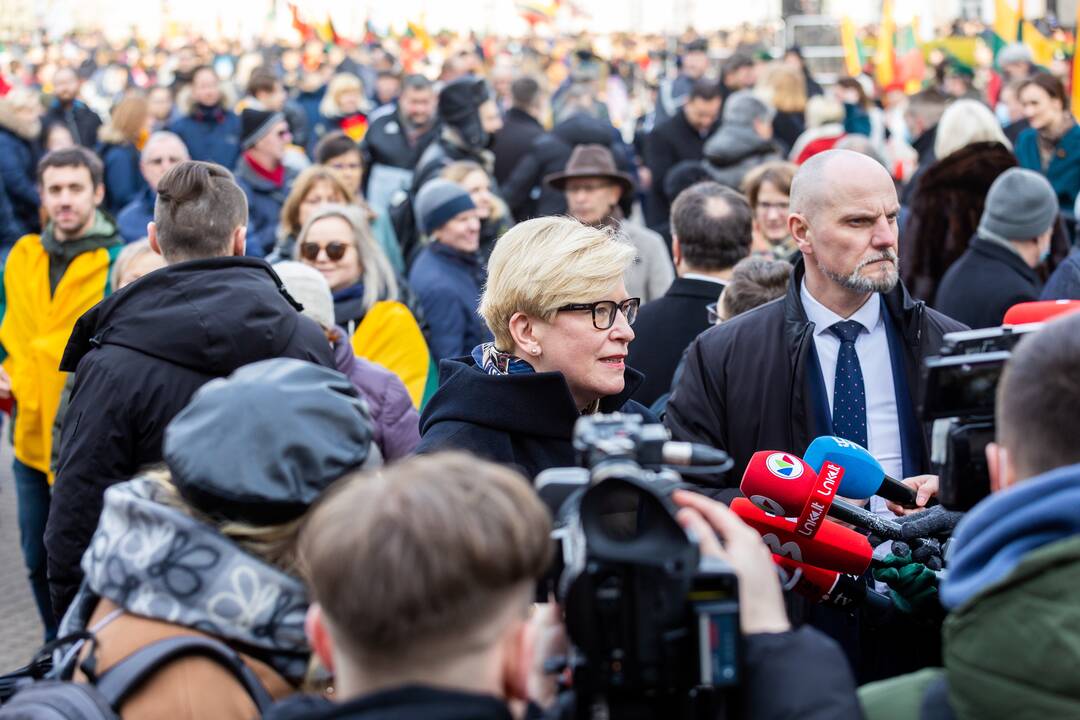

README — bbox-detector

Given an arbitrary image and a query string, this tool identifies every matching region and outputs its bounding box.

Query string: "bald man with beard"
[665,149,967,681]
[666,149,964,488]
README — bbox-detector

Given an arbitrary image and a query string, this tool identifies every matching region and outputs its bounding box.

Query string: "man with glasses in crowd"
[548,143,673,304]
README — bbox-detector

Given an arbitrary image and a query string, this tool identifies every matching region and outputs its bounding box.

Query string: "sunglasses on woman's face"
[299,241,349,262]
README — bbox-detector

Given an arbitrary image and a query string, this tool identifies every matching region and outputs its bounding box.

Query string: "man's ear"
[789,213,813,255]
[671,235,683,269]
[986,441,1019,493]
[232,225,247,257]
[305,603,336,673]
[93,182,106,207]
[147,222,163,256]
[501,619,532,703]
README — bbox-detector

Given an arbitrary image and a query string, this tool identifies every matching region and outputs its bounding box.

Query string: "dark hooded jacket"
[501,112,635,220]
[416,356,656,481]
[45,257,334,619]
[411,76,493,193]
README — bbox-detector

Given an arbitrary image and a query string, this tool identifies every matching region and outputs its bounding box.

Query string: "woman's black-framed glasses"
[556,298,641,330]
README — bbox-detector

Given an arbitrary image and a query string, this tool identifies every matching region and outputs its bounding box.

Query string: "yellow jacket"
[350,300,438,410]
[0,234,122,477]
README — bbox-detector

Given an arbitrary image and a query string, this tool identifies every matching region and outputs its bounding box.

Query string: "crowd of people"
[0,19,1078,720]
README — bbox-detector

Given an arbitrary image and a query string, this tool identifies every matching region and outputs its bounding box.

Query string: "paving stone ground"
[0,439,49,673]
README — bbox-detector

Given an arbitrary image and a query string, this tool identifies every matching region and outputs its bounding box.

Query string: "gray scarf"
[58,477,311,683]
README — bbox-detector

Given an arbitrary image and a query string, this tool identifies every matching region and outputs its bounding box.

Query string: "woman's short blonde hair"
[479,217,635,351]
[934,99,1011,160]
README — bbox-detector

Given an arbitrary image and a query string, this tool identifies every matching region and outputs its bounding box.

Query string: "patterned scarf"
[470,342,602,413]
[472,342,534,376]
[58,477,311,683]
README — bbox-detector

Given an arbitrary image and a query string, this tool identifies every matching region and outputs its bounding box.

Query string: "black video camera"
[536,414,739,720]
[920,325,1038,510]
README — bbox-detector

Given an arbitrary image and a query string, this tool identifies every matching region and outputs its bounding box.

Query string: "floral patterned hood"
[58,476,311,682]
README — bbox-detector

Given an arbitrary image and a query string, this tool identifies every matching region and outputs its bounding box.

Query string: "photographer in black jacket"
[265,452,862,720]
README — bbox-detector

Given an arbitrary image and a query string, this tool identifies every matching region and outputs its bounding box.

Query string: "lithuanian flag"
[874,0,896,87]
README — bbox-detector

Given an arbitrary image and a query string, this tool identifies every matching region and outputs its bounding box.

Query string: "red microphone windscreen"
[740,451,818,517]
[1003,300,1080,326]
[773,554,838,601]
[731,497,872,575]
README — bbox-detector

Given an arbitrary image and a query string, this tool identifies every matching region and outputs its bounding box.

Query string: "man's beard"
[817,249,900,293]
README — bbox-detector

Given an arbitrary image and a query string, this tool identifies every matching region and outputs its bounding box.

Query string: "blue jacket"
[168,106,241,170]
[407,243,491,361]
[100,142,147,217]
[115,187,155,243]
[1014,125,1080,213]
[0,127,40,239]
[942,462,1080,609]
[1042,248,1080,300]
[233,157,298,257]
[0,171,19,255]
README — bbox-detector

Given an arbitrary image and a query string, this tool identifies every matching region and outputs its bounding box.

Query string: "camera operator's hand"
[887,474,939,516]
[673,490,791,635]
[525,602,568,709]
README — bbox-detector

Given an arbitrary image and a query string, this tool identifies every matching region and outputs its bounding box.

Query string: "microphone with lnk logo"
[739,451,904,541]
[730,497,873,576]
[772,554,891,612]
[802,436,919,508]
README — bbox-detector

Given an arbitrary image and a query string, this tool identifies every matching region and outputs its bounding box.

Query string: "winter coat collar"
[190,103,227,124]
[59,476,310,682]
[265,685,513,720]
[942,462,1080,610]
[782,257,926,357]
[422,355,645,439]
[40,210,121,261]
[60,256,305,376]
[969,235,1040,285]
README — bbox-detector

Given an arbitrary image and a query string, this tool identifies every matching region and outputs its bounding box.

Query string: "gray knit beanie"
[978,168,1058,243]
[414,178,476,234]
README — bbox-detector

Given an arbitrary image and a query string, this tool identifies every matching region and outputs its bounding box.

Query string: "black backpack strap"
[92,636,274,712]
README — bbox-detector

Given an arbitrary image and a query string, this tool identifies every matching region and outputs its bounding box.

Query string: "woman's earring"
[531,347,541,356]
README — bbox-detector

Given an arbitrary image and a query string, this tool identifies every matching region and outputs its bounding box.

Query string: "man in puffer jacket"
[702,90,782,190]
[46,161,333,621]
[860,312,1080,719]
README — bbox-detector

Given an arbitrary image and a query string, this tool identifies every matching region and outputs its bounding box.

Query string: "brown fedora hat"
[544,143,636,196]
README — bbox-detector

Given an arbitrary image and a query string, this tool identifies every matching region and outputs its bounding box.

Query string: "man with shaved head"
[665,149,965,679]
